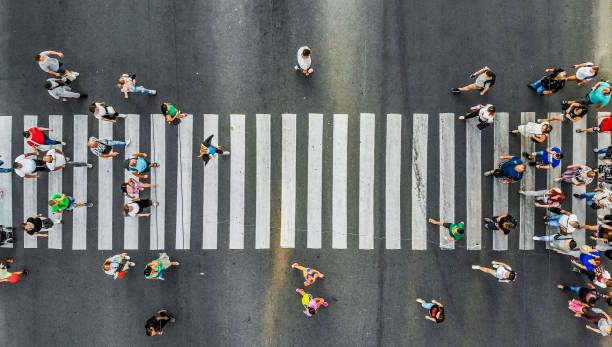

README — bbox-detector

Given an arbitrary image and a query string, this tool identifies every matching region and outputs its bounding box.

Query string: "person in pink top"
[296,288,328,317]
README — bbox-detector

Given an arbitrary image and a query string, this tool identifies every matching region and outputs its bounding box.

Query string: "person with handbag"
[145,310,176,336]
[458,104,495,130]
[88,102,127,123]
[483,214,517,235]
[527,67,567,95]
[19,213,58,238]
[532,233,577,254]
[161,103,189,125]
[117,73,156,99]
[483,155,525,183]
[102,253,135,280]
[44,77,86,102]
[519,187,565,208]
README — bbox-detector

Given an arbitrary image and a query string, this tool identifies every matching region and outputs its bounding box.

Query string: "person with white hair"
[528,67,567,95]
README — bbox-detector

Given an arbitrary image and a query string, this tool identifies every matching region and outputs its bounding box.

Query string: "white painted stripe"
[150,115,166,250]
[23,115,37,248]
[229,114,245,249]
[307,113,322,249]
[72,115,88,250]
[466,119,482,250]
[572,116,588,246]
[359,113,376,249]
[175,116,193,249]
[255,114,271,249]
[493,112,509,251]
[203,114,219,249]
[123,114,139,250]
[47,115,62,249]
[546,112,563,249]
[597,112,611,247]
[0,116,12,248]
[519,112,535,250]
[98,121,113,250]
[386,114,402,249]
[438,113,454,250]
[332,114,348,249]
[281,114,297,248]
[412,114,428,250]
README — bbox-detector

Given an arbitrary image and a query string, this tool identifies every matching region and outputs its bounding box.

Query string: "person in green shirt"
[428,218,465,242]
[161,102,189,125]
[48,193,93,213]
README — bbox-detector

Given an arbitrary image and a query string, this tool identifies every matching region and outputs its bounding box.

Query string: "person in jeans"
[117,74,156,99]
[555,164,596,186]
[527,68,567,95]
[428,218,464,243]
[577,81,611,111]
[88,102,127,123]
[199,135,230,165]
[545,209,580,235]
[45,77,86,102]
[471,261,517,283]
[519,187,565,208]
[532,233,577,254]
[511,121,552,143]
[145,310,176,336]
[540,101,588,124]
[24,127,65,155]
[294,46,313,76]
[567,62,599,86]
[13,152,49,178]
[458,104,495,130]
[483,215,516,235]
[296,288,328,317]
[19,214,57,238]
[451,66,495,95]
[573,265,612,289]
[48,193,93,214]
[35,50,70,76]
[124,153,159,179]
[574,188,612,210]
[575,113,612,134]
[161,102,189,125]
[0,154,12,173]
[522,147,562,170]
[557,283,608,306]
[88,137,130,158]
[123,198,158,217]
[43,148,92,171]
[415,298,444,323]
[103,253,135,280]
[483,155,525,184]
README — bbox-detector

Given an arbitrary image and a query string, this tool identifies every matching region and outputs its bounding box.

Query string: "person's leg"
[64,91,81,99]
[536,86,546,94]
[420,301,435,310]
[134,86,155,94]
[604,249,612,260]
[547,215,562,227]
[463,110,479,119]
[577,192,596,199]
[561,285,581,294]
[530,78,543,89]
[476,267,496,275]
[597,148,608,154]
[485,222,498,230]
[107,140,126,146]
[577,269,596,281]
[314,297,328,307]
[581,314,605,324]
[137,199,153,211]
[521,190,548,197]
[66,161,89,167]
[534,235,555,242]
[458,84,480,92]
[43,136,61,145]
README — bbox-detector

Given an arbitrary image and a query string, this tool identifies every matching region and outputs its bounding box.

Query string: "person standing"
[451,66,495,95]
[415,298,444,323]
[428,218,464,243]
[123,198,158,217]
[483,155,525,184]
[42,148,92,171]
[88,102,127,123]
[102,253,135,280]
[161,103,189,125]
[296,288,328,317]
[145,310,176,336]
[124,153,159,179]
[0,154,13,173]
[117,74,156,99]
[545,209,580,235]
[532,233,577,254]
[88,137,130,158]
[522,147,562,170]
[291,263,325,287]
[199,135,230,165]
[35,50,72,77]
[13,152,49,178]
[511,122,552,143]
[458,104,495,130]
[483,215,517,235]
[519,187,565,208]
[45,77,86,102]
[294,46,313,76]
[555,164,596,186]
[144,253,179,280]
[471,261,517,283]
[48,193,93,214]
[567,62,599,86]
[577,81,611,111]
[24,127,65,155]
[574,188,612,210]
[575,113,612,134]
[19,214,57,238]
[527,68,567,95]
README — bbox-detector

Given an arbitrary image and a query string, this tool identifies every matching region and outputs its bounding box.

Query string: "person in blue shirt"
[124,153,159,179]
[484,155,526,184]
[199,134,230,166]
[523,147,562,170]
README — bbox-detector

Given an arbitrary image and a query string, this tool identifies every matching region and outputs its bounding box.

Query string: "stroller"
[0,225,15,246]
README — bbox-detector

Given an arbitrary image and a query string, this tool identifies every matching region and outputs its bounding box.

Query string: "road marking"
[332,114,348,249]
[519,112,535,250]
[546,112,563,249]
[72,115,88,250]
[597,112,611,247]
[255,114,271,249]
[493,112,509,251]
[360,113,375,249]
[203,114,219,249]
[412,114,428,250]
[466,118,482,250]
[386,113,402,249]
[176,116,193,249]
[150,115,166,250]
[98,120,113,250]
[438,113,454,250]
[23,115,37,248]
[123,114,139,250]
[0,116,12,248]
[47,115,62,249]
[281,114,297,248]
[307,113,323,249]
[572,116,587,246]
[229,114,245,249]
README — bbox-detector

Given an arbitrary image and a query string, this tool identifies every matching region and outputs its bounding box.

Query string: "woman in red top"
[519,187,565,208]
[575,114,612,134]
[23,127,65,155]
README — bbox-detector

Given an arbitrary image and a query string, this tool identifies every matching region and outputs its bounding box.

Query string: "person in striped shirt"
[87,137,131,158]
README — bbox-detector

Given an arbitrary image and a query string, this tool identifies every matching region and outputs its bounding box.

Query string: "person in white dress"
[511,121,552,143]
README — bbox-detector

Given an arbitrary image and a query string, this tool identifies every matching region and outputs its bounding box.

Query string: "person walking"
[428,218,464,243]
[42,148,92,171]
[567,62,599,86]
[458,104,495,130]
[294,46,313,76]
[88,137,130,159]
[555,164,596,186]
[594,146,612,160]
[415,298,445,323]
[576,308,612,336]
[577,81,611,111]
[545,209,580,235]
[123,198,158,217]
[145,310,176,337]
[575,113,612,134]
[483,155,525,184]
[117,73,156,99]
[199,135,230,165]
[532,233,577,254]
[522,147,562,170]
[24,126,65,155]
[0,154,13,173]
[574,188,612,210]
[527,67,567,95]
[13,152,49,178]
[573,266,612,289]
[121,178,156,199]
[296,288,328,317]
[19,214,57,238]
[573,245,602,271]
[161,103,189,125]
[35,50,73,77]
[539,101,588,124]
[102,253,135,280]
[124,153,159,179]
[88,102,127,123]
[511,122,552,143]
[451,66,495,95]
[519,187,565,208]
[291,262,325,287]
[471,261,517,283]
[48,193,93,214]
[483,214,517,235]
[557,283,608,306]
[144,253,179,280]
[0,263,27,283]
[45,77,86,102]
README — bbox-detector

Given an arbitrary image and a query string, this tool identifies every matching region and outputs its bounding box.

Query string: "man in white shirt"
[568,62,599,86]
[13,153,49,178]
[294,46,313,76]
[546,209,580,234]
[42,149,92,171]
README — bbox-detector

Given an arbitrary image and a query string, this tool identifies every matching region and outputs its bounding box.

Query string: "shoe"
[159,277,165,280]
[471,265,480,270]
[322,302,328,307]
[170,316,176,323]
[458,116,465,120]
[150,90,157,95]
[85,202,94,208]
[594,148,600,153]
[532,236,539,240]
[22,270,28,276]
[308,68,314,73]
[573,193,580,198]
[87,163,93,168]
[222,151,230,156]
[483,217,493,223]
[518,190,525,195]
[571,267,580,273]
[483,171,492,176]
[61,141,67,146]
[125,139,132,147]
[118,114,128,118]
[53,218,62,224]
[451,88,460,94]
[575,129,583,133]
[294,65,299,71]
[129,262,135,267]
[470,74,476,79]
[65,157,70,161]
[153,201,159,206]
[174,262,180,266]
[79,94,88,98]
[291,263,298,268]
[522,152,531,158]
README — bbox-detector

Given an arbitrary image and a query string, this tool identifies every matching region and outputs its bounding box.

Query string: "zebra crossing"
[0,112,605,251]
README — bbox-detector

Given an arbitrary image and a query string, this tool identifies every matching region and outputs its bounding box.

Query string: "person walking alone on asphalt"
[555,164,596,186]
[451,66,495,95]
[125,153,159,179]
[577,81,611,111]
[483,214,517,235]
[415,298,444,323]
[483,155,525,184]
[103,253,135,280]
[45,77,86,102]
[48,193,93,214]
[294,46,313,76]
[13,152,49,178]
[511,122,552,143]
[144,253,179,280]
[123,198,158,217]
[42,148,92,171]
[121,178,156,199]
[161,102,189,125]
[24,126,65,155]
[567,62,599,86]
[20,214,58,238]
[89,102,127,123]
[527,67,567,95]
[539,101,588,124]
[458,104,495,130]
[118,73,156,99]
[35,50,74,77]
[145,310,176,336]
[519,187,565,208]
[296,288,328,317]
[471,261,517,283]
[291,263,325,287]
[522,147,562,170]
[575,113,612,134]
[428,218,464,243]
[545,209,580,235]
[88,137,130,159]
[199,135,230,165]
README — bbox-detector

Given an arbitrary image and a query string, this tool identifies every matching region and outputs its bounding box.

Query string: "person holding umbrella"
[199,135,230,165]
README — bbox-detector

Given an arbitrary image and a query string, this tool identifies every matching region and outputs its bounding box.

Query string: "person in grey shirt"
[532,234,577,254]
[44,78,86,102]
[35,50,68,76]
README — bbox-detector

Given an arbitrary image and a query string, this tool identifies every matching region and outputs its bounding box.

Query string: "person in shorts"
[103,253,135,280]
[199,135,230,165]
[415,298,444,323]
[575,113,612,134]
[291,262,325,287]
[48,193,93,214]
[0,264,27,283]
[471,261,517,283]
[296,288,328,317]
[428,218,464,243]
[567,62,599,86]
[451,66,495,95]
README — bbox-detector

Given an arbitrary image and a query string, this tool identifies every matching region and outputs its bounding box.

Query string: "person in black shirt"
[145,310,175,336]
[483,214,517,235]
[19,214,56,237]
[416,298,445,323]
[528,68,567,95]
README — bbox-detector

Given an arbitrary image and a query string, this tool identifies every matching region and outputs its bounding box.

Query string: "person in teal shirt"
[428,218,465,243]
[124,153,159,179]
[580,81,611,110]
